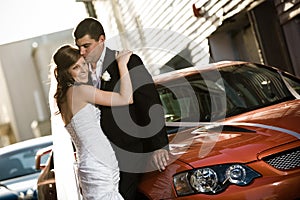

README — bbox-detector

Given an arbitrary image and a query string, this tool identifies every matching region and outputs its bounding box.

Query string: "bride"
[52,44,132,200]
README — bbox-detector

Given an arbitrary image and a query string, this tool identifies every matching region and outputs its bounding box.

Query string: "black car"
[0,135,53,200]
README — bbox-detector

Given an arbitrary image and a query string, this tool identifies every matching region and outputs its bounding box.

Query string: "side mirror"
[35,145,53,170]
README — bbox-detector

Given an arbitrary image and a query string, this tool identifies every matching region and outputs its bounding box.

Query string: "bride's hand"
[116,50,132,66]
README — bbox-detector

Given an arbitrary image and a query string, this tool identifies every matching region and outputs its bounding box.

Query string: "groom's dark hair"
[73,17,105,41]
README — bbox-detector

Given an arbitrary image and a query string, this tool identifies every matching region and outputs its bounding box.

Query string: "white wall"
[93,0,260,75]
[0,29,74,142]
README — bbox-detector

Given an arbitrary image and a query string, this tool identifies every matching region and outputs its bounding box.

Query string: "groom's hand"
[151,149,169,172]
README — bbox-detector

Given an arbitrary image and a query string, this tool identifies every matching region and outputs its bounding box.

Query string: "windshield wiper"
[227,106,247,116]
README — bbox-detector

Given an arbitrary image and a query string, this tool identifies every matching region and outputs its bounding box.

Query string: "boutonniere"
[101,71,111,82]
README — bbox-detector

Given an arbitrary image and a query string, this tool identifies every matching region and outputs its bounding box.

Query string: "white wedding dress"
[65,103,124,200]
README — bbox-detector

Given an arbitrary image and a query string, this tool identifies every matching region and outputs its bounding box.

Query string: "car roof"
[153,61,251,84]
[0,135,53,155]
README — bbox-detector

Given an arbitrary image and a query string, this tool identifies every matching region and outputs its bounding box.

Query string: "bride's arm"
[79,50,133,106]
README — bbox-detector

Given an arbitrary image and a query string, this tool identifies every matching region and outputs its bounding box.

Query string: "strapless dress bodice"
[65,104,123,200]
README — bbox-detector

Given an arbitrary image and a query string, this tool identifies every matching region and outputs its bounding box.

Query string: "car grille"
[263,147,300,170]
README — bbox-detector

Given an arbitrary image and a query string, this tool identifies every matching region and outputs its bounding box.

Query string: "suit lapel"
[102,48,116,73]
[101,48,116,90]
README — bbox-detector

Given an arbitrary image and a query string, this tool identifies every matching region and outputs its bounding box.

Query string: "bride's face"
[68,57,89,83]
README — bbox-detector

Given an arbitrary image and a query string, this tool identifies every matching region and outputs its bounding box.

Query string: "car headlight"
[190,168,218,193]
[173,164,261,196]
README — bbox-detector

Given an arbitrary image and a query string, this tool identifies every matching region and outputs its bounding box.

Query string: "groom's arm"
[128,54,169,151]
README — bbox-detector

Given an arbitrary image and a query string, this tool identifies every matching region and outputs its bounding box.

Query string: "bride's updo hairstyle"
[53,45,81,113]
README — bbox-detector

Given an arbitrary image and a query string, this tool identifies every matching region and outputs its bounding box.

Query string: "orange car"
[37,61,300,200]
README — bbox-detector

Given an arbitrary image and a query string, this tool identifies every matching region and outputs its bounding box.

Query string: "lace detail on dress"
[65,104,123,200]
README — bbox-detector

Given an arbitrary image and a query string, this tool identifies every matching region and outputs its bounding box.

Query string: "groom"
[73,18,169,200]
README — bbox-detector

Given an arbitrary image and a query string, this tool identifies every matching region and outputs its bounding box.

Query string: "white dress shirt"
[89,44,106,88]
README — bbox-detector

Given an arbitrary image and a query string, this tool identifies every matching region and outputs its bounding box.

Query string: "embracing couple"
[52,18,169,200]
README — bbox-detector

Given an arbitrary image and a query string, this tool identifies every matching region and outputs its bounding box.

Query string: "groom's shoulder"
[106,47,115,54]
[107,47,144,65]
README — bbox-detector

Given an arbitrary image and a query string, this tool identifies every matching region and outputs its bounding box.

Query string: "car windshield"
[158,63,300,126]
[0,143,51,181]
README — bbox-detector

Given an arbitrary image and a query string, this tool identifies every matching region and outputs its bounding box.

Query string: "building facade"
[89,0,299,76]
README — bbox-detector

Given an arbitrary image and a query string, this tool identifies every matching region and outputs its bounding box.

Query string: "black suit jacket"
[98,48,169,156]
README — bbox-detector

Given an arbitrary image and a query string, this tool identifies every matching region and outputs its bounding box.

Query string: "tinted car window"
[282,72,300,94]
[157,63,296,123]
[0,143,51,181]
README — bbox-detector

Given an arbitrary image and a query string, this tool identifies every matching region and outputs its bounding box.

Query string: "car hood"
[1,173,39,194]
[168,100,300,168]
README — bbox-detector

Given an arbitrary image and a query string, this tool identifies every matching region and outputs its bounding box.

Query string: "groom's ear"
[99,35,105,42]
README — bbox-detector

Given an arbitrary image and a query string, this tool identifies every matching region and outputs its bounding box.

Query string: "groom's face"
[76,34,104,64]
